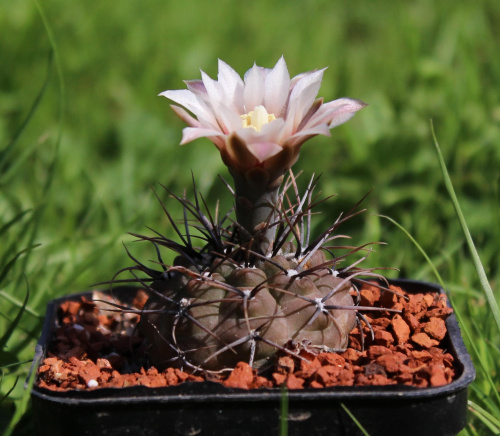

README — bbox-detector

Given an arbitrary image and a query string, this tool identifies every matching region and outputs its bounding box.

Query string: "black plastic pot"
[30,279,475,436]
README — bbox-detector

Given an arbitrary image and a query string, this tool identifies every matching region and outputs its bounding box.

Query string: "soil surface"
[37,283,456,391]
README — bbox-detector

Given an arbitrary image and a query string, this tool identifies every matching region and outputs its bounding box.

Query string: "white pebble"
[87,379,99,388]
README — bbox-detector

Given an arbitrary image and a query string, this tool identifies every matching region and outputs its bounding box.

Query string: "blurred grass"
[1,0,499,434]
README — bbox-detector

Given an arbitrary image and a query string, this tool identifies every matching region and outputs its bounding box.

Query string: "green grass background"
[1,0,499,434]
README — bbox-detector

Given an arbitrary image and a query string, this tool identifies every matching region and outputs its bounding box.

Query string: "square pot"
[29,279,475,436]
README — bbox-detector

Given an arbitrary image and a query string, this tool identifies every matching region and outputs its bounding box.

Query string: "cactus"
[111,58,391,373]
[115,174,387,372]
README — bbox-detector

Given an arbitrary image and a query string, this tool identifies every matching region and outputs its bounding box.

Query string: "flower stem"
[230,168,283,253]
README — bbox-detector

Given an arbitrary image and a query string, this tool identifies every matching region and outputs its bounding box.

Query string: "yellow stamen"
[240,105,276,131]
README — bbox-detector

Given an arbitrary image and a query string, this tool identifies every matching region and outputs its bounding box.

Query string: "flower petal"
[243,64,266,111]
[235,118,286,145]
[296,97,323,131]
[258,117,286,143]
[170,105,201,128]
[292,123,332,139]
[289,69,314,88]
[201,70,224,108]
[184,80,207,97]
[300,105,341,131]
[217,59,245,112]
[282,100,297,138]
[264,56,290,116]
[226,133,258,169]
[323,98,368,128]
[180,127,225,145]
[286,123,331,148]
[160,89,218,128]
[216,104,244,133]
[287,68,327,128]
[200,71,243,132]
[246,142,283,162]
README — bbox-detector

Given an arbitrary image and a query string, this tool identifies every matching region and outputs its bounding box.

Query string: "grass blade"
[0,281,29,353]
[0,245,40,286]
[0,210,31,239]
[430,121,500,333]
[0,291,39,318]
[3,362,37,436]
[0,377,19,405]
[468,400,500,434]
[11,0,66,295]
[341,403,370,436]
[0,51,52,174]
[280,385,289,436]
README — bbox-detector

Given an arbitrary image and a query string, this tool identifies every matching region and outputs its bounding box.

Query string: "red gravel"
[36,283,456,391]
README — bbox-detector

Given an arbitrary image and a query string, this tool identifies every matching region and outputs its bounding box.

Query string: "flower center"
[240,105,276,132]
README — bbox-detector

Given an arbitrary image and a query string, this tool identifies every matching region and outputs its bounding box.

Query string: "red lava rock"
[367,345,392,359]
[174,369,190,383]
[427,307,454,319]
[272,372,286,385]
[223,362,255,389]
[379,289,398,308]
[145,376,167,388]
[318,353,345,367]
[298,356,322,379]
[405,294,429,320]
[338,368,355,386]
[391,314,411,344]
[375,354,400,373]
[360,287,380,306]
[428,366,448,387]
[411,332,440,348]
[424,317,447,341]
[413,374,429,388]
[389,285,405,296]
[411,350,433,361]
[276,355,295,374]
[370,317,391,328]
[374,329,394,347]
[253,375,272,389]
[342,348,364,364]
[403,311,420,331]
[96,358,113,370]
[376,352,408,374]
[315,365,341,385]
[36,284,456,392]
[423,294,435,307]
[59,301,80,319]
[165,368,178,386]
[396,372,414,385]
[417,365,449,387]
[286,373,305,389]
[355,372,393,386]
[347,334,363,352]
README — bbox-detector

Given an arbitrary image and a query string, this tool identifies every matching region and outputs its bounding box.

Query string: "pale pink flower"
[160,57,366,180]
